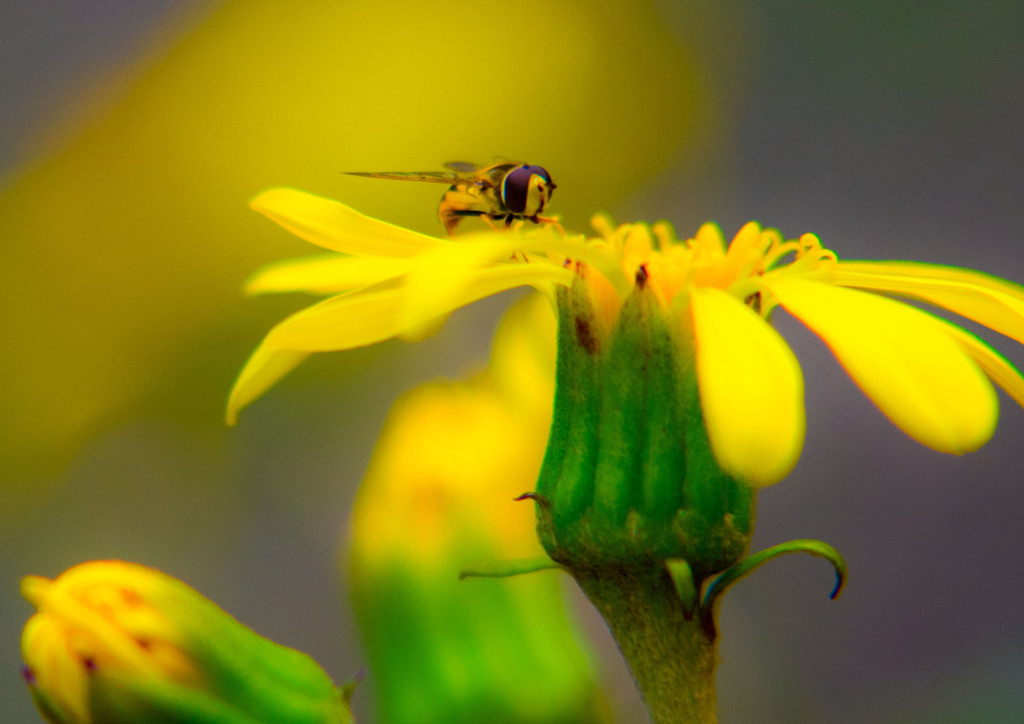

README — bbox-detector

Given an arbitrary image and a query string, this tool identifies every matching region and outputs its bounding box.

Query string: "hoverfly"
[345,161,556,236]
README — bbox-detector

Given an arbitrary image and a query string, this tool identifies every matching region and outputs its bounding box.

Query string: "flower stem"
[575,566,718,723]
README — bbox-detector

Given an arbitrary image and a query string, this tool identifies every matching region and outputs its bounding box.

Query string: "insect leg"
[534,215,565,235]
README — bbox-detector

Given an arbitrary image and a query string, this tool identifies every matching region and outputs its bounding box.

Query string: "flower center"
[582,216,838,321]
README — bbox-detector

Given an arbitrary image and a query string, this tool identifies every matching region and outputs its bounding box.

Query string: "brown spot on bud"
[635,265,649,287]
[574,316,600,355]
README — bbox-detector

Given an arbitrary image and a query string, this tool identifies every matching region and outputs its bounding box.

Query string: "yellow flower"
[21,560,352,724]
[229,188,1024,486]
[349,292,555,571]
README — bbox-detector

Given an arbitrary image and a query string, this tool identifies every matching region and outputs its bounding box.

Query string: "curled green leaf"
[701,539,847,622]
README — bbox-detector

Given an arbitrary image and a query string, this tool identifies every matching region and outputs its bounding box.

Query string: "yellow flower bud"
[21,560,353,724]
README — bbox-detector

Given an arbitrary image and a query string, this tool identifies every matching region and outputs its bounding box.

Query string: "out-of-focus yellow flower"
[21,560,353,724]
[229,189,1024,486]
[350,293,554,571]
[347,294,608,724]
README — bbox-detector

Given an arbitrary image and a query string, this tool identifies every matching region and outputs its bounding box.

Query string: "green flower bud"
[347,294,610,724]
[21,560,353,724]
[536,266,754,581]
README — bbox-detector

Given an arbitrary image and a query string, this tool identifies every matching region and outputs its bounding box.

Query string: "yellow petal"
[250,188,445,256]
[226,347,310,425]
[724,221,764,260]
[768,276,997,453]
[721,221,770,282]
[272,265,569,351]
[621,223,654,272]
[227,264,572,422]
[398,234,575,335]
[937,321,1024,409]
[828,261,1024,345]
[399,235,524,334]
[22,614,90,724]
[693,222,726,256]
[245,253,413,295]
[532,238,632,297]
[690,287,805,486]
[265,288,406,350]
[404,261,573,340]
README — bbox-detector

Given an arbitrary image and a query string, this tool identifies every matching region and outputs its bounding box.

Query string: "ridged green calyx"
[535,268,754,582]
[520,261,845,724]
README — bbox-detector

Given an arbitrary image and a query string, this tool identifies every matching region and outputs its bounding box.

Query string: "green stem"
[574,566,718,723]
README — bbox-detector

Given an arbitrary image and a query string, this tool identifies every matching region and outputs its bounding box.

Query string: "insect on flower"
[345,161,557,236]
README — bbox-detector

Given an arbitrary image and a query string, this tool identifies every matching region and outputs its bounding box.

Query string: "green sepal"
[83,579,355,724]
[665,559,697,619]
[635,289,688,548]
[701,538,848,627]
[178,589,353,724]
[589,274,691,560]
[89,674,267,724]
[590,279,651,535]
[535,279,602,552]
[458,557,565,580]
[88,666,355,724]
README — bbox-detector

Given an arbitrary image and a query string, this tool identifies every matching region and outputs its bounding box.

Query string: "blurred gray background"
[2,2,1023,722]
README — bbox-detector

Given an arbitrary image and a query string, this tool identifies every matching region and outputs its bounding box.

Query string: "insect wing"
[343,171,458,184]
[441,161,480,174]
[443,160,524,189]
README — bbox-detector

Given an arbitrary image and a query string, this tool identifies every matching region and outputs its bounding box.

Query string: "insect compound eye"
[502,165,555,214]
[501,166,535,214]
[530,165,555,198]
